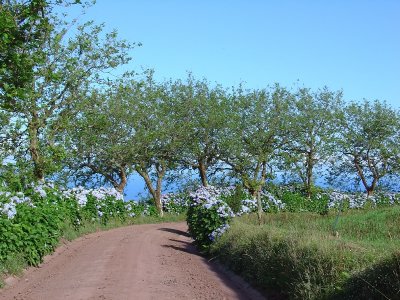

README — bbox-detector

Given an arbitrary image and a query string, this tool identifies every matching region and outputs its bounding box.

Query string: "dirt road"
[0,222,264,300]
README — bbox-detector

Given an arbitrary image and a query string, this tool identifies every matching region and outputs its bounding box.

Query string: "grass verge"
[210,207,400,299]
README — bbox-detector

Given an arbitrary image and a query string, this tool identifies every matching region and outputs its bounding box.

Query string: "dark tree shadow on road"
[162,243,199,256]
[158,227,190,237]
[158,226,270,299]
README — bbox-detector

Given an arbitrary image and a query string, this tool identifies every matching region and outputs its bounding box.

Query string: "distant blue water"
[124,173,147,200]
[123,171,400,201]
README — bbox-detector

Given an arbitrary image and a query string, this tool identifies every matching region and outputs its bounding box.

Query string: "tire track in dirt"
[0,222,265,300]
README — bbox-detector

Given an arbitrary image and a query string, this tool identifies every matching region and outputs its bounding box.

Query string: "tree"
[330,100,400,195]
[0,0,82,109]
[131,73,183,215]
[65,72,182,215]
[171,75,229,186]
[1,0,50,109]
[222,84,292,221]
[64,78,138,192]
[1,1,134,181]
[282,87,342,197]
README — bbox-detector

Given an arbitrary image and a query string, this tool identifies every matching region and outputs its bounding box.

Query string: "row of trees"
[1,1,400,216]
[65,74,400,215]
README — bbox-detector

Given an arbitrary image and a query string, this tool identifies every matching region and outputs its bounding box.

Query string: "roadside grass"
[210,207,400,299]
[0,212,186,287]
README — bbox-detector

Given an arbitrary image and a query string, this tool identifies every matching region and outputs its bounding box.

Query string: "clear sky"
[74,0,400,199]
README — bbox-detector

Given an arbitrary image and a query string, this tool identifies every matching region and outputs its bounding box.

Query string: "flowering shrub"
[161,193,188,214]
[326,191,400,210]
[62,186,125,224]
[0,183,138,267]
[221,188,285,215]
[261,190,286,212]
[186,186,234,249]
[265,185,400,214]
[0,183,66,265]
[140,202,158,216]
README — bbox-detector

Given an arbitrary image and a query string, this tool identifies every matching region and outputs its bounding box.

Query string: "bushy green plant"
[0,198,65,266]
[0,183,131,268]
[186,186,234,250]
[86,194,127,224]
[141,203,159,216]
[0,183,187,287]
[280,191,307,212]
[13,201,64,265]
[221,186,248,214]
[161,193,188,214]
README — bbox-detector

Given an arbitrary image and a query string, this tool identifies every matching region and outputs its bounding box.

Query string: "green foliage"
[186,188,233,250]
[0,198,64,266]
[1,0,136,182]
[333,252,400,299]
[280,191,307,212]
[221,186,248,214]
[330,99,400,193]
[79,195,126,224]
[140,203,159,217]
[265,184,330,214]
[281,87,343,197]
[170,74,230,185]
[221,84,293,215]
[0,163,24,192]
[161,193,188,215]
[0,0,51,108]
[279,191,329,214]
[187,204,222,249]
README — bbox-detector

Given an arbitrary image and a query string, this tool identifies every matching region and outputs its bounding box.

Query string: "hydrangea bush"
[161,193,188,214]
[62,186,126,224]
[326,191,400,210]
[186,186,235,249]
[0,183,137,266]
[0,182,67,265]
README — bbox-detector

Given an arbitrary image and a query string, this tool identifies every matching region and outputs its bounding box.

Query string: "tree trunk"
[354,156,377,196]
[366,178,378,197]
[305,151,314,199]
[28,114,44,181]
[114,166,127,193]
[256,189,263,225]
[135,165,165,217]
[155,167,164,217]
[198,159,208,187]
[257,161,268,224]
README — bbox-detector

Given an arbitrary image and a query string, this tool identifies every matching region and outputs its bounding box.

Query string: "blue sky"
[75,1,400,199]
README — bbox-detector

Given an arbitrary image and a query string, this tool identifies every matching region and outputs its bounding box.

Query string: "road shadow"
[159,225,270,299]
[158,227,190,237]
[168,238,190,244]
[162,242,199,256]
